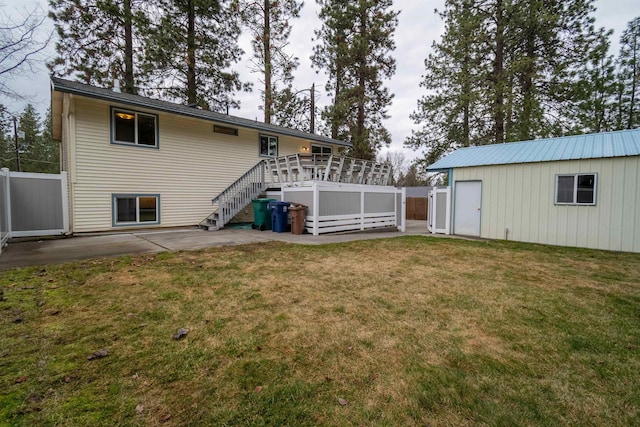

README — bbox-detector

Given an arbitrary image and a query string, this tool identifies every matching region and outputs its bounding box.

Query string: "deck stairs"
[199,160,267,231]
[200,154,393,231]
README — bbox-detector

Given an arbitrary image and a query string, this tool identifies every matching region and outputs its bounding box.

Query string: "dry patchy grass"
[1,237,640,426]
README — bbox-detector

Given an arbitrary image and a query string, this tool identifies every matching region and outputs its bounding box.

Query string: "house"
[426,129,640,253]
[50,78,400,235]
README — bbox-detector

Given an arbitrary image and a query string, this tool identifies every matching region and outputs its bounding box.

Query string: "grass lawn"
[1,236,639,426]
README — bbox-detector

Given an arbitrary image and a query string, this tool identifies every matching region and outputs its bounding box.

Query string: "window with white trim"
[113,194,159,225]
[555,173,597,205]
[111,108,158,148]
[259,134,278,157]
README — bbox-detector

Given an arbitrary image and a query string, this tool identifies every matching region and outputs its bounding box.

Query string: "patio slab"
[0,221,432,270]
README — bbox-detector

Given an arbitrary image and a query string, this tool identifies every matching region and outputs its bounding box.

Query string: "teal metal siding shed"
[424,128,640,253]
[427,129,640,171]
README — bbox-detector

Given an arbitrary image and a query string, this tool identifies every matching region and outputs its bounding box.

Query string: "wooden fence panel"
[406,197,427,220]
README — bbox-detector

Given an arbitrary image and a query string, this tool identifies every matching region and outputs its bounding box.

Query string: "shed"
[426,129,640,253]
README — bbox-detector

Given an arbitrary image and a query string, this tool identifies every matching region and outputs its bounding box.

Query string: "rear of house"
[51,78,350,233]
[427,129,640,253]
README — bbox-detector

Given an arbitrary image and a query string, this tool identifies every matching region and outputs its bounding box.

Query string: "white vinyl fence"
[281,182,405,235]
[428,186,451,234]
[0,169,69,254]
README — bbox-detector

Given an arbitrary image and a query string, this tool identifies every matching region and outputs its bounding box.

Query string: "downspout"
[62,93,76,234]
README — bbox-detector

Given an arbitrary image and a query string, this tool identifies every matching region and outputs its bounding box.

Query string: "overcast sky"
[2,0,638,163]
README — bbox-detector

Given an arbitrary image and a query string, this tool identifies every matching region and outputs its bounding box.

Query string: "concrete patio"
[0,220,433,269]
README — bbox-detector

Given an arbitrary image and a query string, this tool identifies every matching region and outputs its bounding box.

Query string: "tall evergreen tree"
[312,0,398,160]
[142,0,248,111]
[570,28,618,133]
[617,17,640,130]
[32,108,60,174]
[49,0,146,93]
[0,106,13,169]
[17,104,42,173]
[236,0,302,124]
[408,0,597,164]
[405,0,487,165]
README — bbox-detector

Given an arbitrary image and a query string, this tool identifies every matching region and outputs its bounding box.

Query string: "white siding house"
[427,129,640,253]
[51,78,351,233]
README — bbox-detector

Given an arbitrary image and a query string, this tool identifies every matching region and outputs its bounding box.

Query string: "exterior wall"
[62,95,337,232]
[453,157,640,253]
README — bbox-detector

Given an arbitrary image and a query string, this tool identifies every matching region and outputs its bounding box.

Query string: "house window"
[113,194,160,225]
[555,174,597,205]
[111,108,158,148]
[259,134,278,157]
[214,124,238,136]
[311,144,332,155]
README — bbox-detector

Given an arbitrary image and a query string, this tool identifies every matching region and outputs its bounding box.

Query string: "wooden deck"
[265,154,392,187]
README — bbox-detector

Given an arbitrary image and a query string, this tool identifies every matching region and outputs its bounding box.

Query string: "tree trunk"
[263,0,272,124]
[186,0,197,105]
[310,82,315,134]
[519,2,537,141]
[123,0,136,94]
[355,6,368,159]
[493,0,505,144]
[628,31,637,129]
[331,28,344,140]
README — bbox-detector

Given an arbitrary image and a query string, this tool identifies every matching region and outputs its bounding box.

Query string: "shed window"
[113,194,160,225]
[112,108,158,148]
[259,134,278,157]
[555,174,597,205]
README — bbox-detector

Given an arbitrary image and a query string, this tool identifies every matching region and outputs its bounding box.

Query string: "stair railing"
[211,160,266,229]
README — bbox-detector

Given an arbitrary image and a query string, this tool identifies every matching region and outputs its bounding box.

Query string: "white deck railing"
[266,154,392,187]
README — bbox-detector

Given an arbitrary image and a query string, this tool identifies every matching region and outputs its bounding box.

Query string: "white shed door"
[454,181,481,237]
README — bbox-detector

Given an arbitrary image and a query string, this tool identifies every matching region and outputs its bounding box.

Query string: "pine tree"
[0,106,13,169]
[35,109,60,174]
[405,0,487,165]
[236,0,302,124]
[17,104,41,173]
[142,0,248,111]
[49,0,146,93]
[313,0,398,160]
[408,0,598,164]
[570,28,618,133]
[507,0,595,140]
[617,17,640,130]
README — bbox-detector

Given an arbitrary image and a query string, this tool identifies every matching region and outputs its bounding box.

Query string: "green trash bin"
[251,198,276,231]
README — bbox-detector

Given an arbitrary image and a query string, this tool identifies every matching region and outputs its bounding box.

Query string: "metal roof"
[50,77,351,147]
[426,129,640,171]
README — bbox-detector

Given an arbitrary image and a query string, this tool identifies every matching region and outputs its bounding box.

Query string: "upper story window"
[111,107,158,148]
[259,134,278,157]
[555,173,597,205]
[311,144,332,155]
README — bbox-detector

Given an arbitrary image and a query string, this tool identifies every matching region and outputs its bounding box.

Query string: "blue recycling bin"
[268,201,291,233]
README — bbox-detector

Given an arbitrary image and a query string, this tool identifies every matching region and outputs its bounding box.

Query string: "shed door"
[454,181,481,237]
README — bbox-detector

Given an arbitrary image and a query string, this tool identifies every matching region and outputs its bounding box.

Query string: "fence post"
[400,187,406,232]
[0,168,11,251]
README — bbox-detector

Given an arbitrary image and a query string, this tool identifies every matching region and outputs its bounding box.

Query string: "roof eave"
[50,78,352,148]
